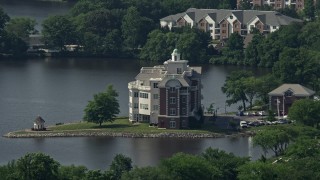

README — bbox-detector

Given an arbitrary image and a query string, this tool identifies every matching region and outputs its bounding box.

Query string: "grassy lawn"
[46,118,234,134]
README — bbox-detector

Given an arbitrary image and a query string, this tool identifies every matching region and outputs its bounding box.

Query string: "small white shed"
[33,116,45,130]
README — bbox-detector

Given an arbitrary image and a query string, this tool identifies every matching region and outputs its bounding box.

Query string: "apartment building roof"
[268,84,315,97]
[161,8,302,26]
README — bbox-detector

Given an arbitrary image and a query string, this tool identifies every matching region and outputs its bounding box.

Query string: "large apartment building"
[128,49,202,129]
[160,8,302,40]
[237,0,314,11]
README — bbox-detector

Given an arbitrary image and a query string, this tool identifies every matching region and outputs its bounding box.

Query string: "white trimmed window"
[153,83,158,88]
[181,108,187,115]
[140,104,148,110]
[169,97,176,104]
[169,108,176,115]
[139,92,148,99]
[182,96,187,103]
[170,121,176,128]
[170,87,175,93]
[134,92,139,97]
[153,105,158,111]
[153,94,158,99]
[134,103,139,109]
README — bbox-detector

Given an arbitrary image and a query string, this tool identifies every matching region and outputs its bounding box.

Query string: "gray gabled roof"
[160,8,302,26]
[268,84,315,96]
[34,116,45,124]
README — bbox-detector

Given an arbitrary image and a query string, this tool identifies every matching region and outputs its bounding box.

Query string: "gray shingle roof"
[34,116,45,124]
[160,8,302,26]
[268,84,315,96]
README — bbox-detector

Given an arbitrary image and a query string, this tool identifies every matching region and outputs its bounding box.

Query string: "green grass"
[47,118,233,134]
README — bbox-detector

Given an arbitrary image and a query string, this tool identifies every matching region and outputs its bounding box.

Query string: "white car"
[240,121,248,128]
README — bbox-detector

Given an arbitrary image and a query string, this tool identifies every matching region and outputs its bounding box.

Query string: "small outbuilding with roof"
[268,84,315,116]
[33,116,46,131]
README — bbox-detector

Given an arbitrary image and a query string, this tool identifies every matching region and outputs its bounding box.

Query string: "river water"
[0,1,268,169]
[0,57,268,169]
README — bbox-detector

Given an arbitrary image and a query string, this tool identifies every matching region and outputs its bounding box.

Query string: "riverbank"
[3,118,255,138]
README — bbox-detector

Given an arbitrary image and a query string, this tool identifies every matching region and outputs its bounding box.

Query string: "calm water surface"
[0,0,269,170]
[0,57,268,169]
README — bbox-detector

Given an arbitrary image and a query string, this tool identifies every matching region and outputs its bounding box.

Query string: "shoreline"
[3,129,255,138]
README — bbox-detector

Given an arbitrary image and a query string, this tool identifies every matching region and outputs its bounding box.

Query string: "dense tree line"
[220,20,320,106]
[1,122,320,179]
[0,7,37,57]
[40,0,236,58]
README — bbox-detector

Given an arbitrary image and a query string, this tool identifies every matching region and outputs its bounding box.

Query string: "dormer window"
[284,90,293,97]
[230,15,233,19]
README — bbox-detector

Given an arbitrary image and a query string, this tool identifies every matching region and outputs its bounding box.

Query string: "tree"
[237,161,288,180]
[58,165,88,180]
[16,153,60,180]
[221,32,244,65]
[122,6,147,49]
[288,99,320,128]
[0,7,10,30]
[239,0,252,10]
[107,154,132,180]
[273,48,320,85]
[244,33,264,66]
[253,127,295,156]
[243,77,262,109]
[83,85,120,126]
[201,148,249,179]
[221,71,253,111]
[42,15,78,50]
[5,17,37,40]
[304,0,315,21]
[122,166,170,180]
[160,152,221,180]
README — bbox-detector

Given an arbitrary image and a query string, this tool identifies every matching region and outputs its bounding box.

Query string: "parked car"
[258,111,267,116]
[240,121,248,128]
[248,121,261,127]
[236,111,244,116]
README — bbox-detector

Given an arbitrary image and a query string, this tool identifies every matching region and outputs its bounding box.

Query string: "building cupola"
[171,49,180,61]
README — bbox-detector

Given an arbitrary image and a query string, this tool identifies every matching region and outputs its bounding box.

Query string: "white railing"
[128,82,151,91]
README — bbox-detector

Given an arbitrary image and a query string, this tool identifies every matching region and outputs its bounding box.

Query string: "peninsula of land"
[3,118,254,138]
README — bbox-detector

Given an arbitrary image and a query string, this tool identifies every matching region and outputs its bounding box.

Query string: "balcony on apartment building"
[128,81,151,91]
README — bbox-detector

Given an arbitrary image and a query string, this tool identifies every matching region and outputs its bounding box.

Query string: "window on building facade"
[182,120,187,127]
[200,23,204,26]
[273,26,277,29]
[230,15,233,19]
[134,92,139,97]
[134,103,139,109]
[170,97,176,104]
[153,94,158,99]
[139,92,148,99]
[222,24,226,27]
[153,105,158,111]
[209,24,213,27]
[181,108,187,115]
[182,96,187,103]
[170,87,175,93]
[169,108,176,115]
[170,120,176,128]
[140,103,148,110]
[177,68,182,74]
[222,30,226,33]
[153,83,158,88]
